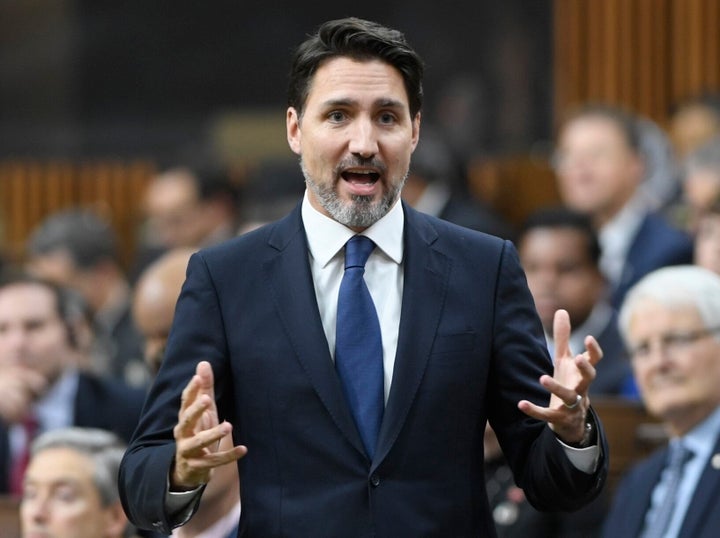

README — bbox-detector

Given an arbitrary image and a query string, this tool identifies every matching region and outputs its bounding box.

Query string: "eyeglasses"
[629,326,720,362]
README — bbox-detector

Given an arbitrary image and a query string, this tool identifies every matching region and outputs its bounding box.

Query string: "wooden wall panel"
[554,0,720,125]
[0,160,154,268]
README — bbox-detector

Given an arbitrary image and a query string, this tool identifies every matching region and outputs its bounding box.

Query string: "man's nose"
[348,118,378,158]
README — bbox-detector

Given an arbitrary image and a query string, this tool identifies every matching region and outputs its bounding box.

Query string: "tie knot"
[344,236,375,269]
[668,441,693,467]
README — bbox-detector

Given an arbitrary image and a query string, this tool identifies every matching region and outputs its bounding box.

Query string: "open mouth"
[341,169,381,185]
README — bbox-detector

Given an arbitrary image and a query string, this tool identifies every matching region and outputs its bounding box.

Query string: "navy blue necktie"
[335,235,384,459]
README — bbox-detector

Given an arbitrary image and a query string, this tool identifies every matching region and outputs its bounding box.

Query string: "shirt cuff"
[165,477,205,527]
[557,440,600,474]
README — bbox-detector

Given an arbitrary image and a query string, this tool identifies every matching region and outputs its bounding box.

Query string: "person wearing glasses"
[602,265,720,538]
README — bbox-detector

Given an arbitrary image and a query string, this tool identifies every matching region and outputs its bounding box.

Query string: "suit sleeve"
[488,240,609,512]
[119,252,231,534]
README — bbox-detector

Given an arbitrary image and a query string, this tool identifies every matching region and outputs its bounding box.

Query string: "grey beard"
[302,160,406,228]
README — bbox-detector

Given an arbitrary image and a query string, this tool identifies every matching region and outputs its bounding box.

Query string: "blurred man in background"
[517,206,636,397]
[553,104,693,308]
[0,273,145,495]
[604,265,720,537]
[26,208,147,387]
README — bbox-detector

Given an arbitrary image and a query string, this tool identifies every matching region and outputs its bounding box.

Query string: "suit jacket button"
[370,474,380,487]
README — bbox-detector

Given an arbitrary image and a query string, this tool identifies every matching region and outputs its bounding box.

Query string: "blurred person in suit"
[20,427,138,538]
[669,93,720,160]
[603,265,720,537]
[0,272,146,495]
[672,137,720,234]
[517,206,636,397]
[141,164,241,252]
[401,126,515,239]
[26,208,147,387]
[693,197,720,278]
[133,248,240,538]
[553,104,694,309]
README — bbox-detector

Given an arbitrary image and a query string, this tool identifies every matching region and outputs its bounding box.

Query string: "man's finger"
[195,361,216,399]
[583,335,603,365]
[552,309,572,359]
[176,393,215,438]
[180,374,203,414]
[176,421,231,455]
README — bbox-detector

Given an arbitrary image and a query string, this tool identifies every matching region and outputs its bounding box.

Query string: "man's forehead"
[0,283,58,315]
[307,57,409,105]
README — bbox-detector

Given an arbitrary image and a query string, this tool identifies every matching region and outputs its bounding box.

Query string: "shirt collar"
[599,193,648,250]
[301,190,404,267]
[680,405,720,462]
[34,368,79,429]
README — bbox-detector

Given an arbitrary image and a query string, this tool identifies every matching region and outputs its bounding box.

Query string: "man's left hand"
[518,309,602,444]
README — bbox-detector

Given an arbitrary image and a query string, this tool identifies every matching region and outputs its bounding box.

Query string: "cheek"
[46,502,96,534]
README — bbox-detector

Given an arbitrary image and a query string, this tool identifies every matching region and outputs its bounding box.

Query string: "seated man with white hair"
[603,265,720,537]
[20,427,137,538]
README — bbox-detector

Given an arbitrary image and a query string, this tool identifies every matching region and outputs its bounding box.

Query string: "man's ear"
[410,112,421,152]
[287,107,302,155]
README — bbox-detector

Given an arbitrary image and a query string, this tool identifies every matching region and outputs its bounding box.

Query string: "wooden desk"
[592,397,667,493]
[0,495,20,538]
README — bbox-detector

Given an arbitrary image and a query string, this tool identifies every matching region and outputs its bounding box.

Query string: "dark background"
[0,1,551,162]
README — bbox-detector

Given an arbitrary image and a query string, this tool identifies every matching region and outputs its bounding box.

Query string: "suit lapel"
[678,435,720,537]
[624,451,666,537]
[264,206,366,457]
[373,205,449,467]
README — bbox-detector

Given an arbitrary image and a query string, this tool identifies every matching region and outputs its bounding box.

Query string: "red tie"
[9,414,39,496]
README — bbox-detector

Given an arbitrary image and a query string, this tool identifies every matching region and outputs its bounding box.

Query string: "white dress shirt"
[301,191,404,403]
[598,194,648,285]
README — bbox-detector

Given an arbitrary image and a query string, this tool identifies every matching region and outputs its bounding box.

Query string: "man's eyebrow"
[320,98,356,108]
[319,98,406,109]
[375,98,405,109]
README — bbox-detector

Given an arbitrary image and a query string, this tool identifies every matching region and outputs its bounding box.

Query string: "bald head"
[132,248,194,373]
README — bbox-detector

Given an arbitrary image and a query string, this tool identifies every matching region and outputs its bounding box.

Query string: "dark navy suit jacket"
[0,371,146,493]
[603,431,720,537]
[611,212,693,309]
[120,203,608,538]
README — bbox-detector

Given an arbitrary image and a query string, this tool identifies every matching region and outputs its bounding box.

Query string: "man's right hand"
[0,366,47,423]
[171,361,247,490]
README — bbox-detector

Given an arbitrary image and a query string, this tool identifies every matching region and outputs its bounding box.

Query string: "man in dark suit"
[120,18,608,537]
[553,104,694,309]
[0,273,146,495]
[603,265,720,537]
[26,208,148,387]
[401,126,515,240]
[518,206,637,397]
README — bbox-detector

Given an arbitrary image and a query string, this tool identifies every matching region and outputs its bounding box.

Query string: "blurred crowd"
[2,91,720,537]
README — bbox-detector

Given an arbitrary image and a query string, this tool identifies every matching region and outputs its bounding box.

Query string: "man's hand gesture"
[171,361,247,490]
[518,309,603,444]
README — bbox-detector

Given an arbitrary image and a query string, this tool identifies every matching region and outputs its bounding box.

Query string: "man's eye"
[378,113,397,124]
[328,111,345,122]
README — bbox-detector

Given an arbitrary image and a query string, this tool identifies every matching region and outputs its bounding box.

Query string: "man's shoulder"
[76,371,146,406]
[405,202,507,247]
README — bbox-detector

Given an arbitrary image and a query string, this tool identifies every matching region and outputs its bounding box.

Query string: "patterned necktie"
[335,235,384,459]
[642,441,694,538]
